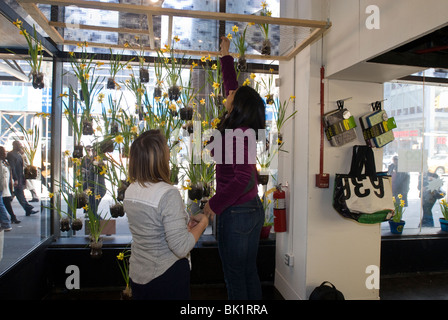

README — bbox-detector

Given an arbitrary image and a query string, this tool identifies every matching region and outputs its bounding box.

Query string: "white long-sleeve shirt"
[124,181,196,285]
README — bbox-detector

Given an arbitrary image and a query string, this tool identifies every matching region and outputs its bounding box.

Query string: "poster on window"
[397,149,428,173]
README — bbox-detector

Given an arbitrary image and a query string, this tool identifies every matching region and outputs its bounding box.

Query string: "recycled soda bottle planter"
[32,72,44,89]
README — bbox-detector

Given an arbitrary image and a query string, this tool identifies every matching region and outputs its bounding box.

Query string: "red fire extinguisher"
[273,185,286,232]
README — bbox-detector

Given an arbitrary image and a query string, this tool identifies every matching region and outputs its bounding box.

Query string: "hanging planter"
[232,25,248,73]
[179,106,193,121]
[110,121,119,134]
[258,3,272,56]
[76,192,88,209]
[24,165,38,179]
[72,145,84,159]
[107,77,116,89]
[108,48,127,89]
[14,23,45,90]
[261,39,272,56]
[90,238,103,259]
[110,203,125,218]
[121,286,132,300]
[257,172,269,186]
[188,183,204,202]
[117,180,130,202]
[237,55,248,72]
[98,139,114,153]
[82,117,94,135]
[153,86,162,99]
[32,72,44,89]
[168,85,180,101]
[139,67,149,83]
[60,217,71,232]
[71,218,83,231]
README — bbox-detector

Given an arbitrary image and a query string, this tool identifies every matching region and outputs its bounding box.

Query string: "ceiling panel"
[12,0,331,61]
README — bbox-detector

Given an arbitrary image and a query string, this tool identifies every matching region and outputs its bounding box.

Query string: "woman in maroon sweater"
[203,37,265,300]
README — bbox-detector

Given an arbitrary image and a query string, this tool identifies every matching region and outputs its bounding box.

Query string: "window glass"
[58,55,278,238]
[382,69,448,235]
[0,59,52,274]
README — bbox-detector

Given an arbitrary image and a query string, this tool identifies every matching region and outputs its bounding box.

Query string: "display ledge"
[49,233,276,248]
[381,234,448,275]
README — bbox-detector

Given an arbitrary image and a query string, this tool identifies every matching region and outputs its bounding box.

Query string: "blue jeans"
[217,196,264,300]
[0,191,11,229]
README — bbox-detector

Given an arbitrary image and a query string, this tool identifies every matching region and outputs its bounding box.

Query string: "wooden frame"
[16,0,331,61]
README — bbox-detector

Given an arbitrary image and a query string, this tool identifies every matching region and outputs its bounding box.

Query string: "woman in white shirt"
[124,130,208,300]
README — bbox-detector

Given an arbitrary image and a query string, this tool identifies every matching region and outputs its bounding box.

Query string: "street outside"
[381,172,447,234]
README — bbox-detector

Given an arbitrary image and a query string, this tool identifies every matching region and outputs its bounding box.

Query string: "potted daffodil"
[439,198,448,232]
[230,24,248,72]
[13,20,44,89]
[389,194,406,235]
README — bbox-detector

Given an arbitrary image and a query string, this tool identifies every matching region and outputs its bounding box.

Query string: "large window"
[382,69,448,235]
[0,59,52,274]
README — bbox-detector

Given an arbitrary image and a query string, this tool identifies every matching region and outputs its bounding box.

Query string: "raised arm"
[219,37,238,96]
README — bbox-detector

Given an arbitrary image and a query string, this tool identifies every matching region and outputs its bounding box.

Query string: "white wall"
[325,0,448,80]
[274,0,448,300]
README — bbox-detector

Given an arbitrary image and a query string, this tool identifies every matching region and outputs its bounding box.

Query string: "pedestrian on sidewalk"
[0,146,20,223]
[6,141,38,217]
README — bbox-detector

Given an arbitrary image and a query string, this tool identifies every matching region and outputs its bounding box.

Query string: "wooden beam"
[284,25,330,61]
[63,40,287,62]
[16,1,65,44]
[146,14,155,49]
[49,21,148,35]
[19,0,329,29]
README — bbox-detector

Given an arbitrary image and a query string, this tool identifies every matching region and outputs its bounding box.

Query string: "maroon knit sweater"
[207,55,259,215]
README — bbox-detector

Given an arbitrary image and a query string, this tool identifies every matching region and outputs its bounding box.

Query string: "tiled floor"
[380,272,448,300]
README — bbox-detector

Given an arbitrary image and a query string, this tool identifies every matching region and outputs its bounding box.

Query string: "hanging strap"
[349,146,377,176]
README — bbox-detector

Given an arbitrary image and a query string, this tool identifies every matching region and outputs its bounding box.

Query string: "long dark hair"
[218,85,266,134]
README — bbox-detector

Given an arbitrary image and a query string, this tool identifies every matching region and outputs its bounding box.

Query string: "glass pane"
[382,70,448,235]
[57,52,277,238]
[0,59,52,274]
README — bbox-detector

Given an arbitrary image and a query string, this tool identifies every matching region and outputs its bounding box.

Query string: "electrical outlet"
[284,253,294,267]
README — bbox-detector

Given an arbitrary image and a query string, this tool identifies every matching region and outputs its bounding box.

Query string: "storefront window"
[382,69,448,235]
[0,59,52,274]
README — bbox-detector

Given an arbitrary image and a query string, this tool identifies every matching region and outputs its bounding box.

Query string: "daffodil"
[115,135,124,144]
